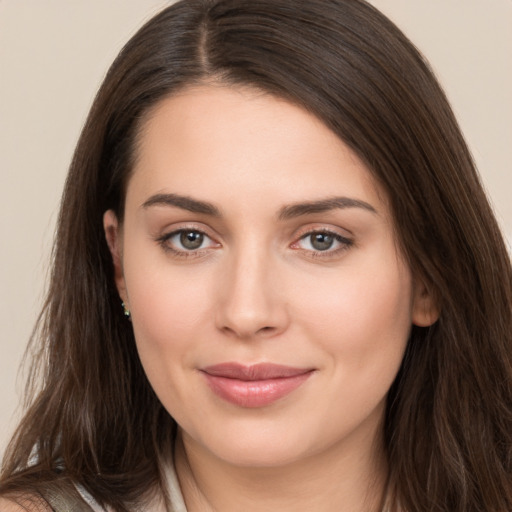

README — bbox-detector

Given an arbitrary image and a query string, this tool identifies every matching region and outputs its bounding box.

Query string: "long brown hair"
[1,1,511,510]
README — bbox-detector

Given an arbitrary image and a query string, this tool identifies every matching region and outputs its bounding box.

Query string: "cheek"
[129,269,211,350]
[288,256,413,443]
[296,254,413,378]
[121,246,215,395]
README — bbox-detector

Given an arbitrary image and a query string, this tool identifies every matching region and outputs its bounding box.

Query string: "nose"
[215,246,289,340]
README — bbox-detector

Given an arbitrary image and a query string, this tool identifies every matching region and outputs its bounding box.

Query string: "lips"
[200,363,314,408]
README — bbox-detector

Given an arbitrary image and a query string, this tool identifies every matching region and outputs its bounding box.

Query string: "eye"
[177,230,206,250]
[293,230,353,254]
[305,232,336,251]
[158,228,218,254]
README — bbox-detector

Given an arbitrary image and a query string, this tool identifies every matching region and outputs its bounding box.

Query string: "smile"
[200,363,315,408]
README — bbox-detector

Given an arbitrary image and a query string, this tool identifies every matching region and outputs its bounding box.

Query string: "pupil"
[180,231,203,250]
[311,233,333,251]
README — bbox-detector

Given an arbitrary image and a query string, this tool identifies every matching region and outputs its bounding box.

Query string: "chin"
[187,417,327,469]
[212,441,309,468]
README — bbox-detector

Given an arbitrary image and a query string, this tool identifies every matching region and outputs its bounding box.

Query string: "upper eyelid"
[159,227,217,244]
[157,223,216,239]
[164,226,209,237]
[299,227,350,237]
[292,224,353,240]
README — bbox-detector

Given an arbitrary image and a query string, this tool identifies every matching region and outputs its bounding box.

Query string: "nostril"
[257,326,275,334]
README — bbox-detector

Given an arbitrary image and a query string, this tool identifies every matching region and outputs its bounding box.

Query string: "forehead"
[126,84,386,217]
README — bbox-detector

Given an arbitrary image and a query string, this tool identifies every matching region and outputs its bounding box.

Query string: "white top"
[162,460,188,512]
[76,461,188,512]
[75,462,394,511]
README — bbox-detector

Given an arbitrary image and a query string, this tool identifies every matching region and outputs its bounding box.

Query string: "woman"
[1,0,511,510]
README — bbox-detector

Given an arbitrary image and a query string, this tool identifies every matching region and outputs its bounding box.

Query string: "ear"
[412,278,439,327]
[103,210,128,305]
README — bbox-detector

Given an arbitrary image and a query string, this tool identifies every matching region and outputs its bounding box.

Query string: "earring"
[121,301,131,320]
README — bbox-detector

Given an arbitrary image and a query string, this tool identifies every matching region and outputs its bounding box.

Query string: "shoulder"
[0,497,26,511]
[0,471,101,511]
[0,495,52,511]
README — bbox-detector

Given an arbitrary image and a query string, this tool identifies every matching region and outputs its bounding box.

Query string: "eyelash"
[292,230,354,259]
[156,227,218,259]
[156,227,354,260]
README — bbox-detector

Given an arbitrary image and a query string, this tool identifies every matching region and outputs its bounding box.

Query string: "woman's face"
[105,85,435,468]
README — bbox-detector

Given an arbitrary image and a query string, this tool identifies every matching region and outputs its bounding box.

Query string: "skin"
[104,84,437,512]
[0,498,50,512]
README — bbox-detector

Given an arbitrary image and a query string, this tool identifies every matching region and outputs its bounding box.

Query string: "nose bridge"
[216,235,286,338]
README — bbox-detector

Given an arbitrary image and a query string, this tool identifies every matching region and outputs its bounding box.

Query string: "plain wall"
[1,1,511,457]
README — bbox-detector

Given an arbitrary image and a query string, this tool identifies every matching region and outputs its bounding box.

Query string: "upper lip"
[201,363,313,381]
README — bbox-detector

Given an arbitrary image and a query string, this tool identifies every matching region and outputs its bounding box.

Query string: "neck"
[174,421,388,512]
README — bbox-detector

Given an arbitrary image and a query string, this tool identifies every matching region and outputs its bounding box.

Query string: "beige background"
[1,1,511,457]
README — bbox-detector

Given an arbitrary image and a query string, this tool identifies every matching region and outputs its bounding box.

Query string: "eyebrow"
[142,193,221,216]
[141,193,377,219]
[278,197,377,220]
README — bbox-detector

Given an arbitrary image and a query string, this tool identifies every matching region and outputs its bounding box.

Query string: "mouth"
[200,363,315,408]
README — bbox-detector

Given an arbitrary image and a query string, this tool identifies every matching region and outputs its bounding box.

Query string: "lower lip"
[202,372,313,408]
